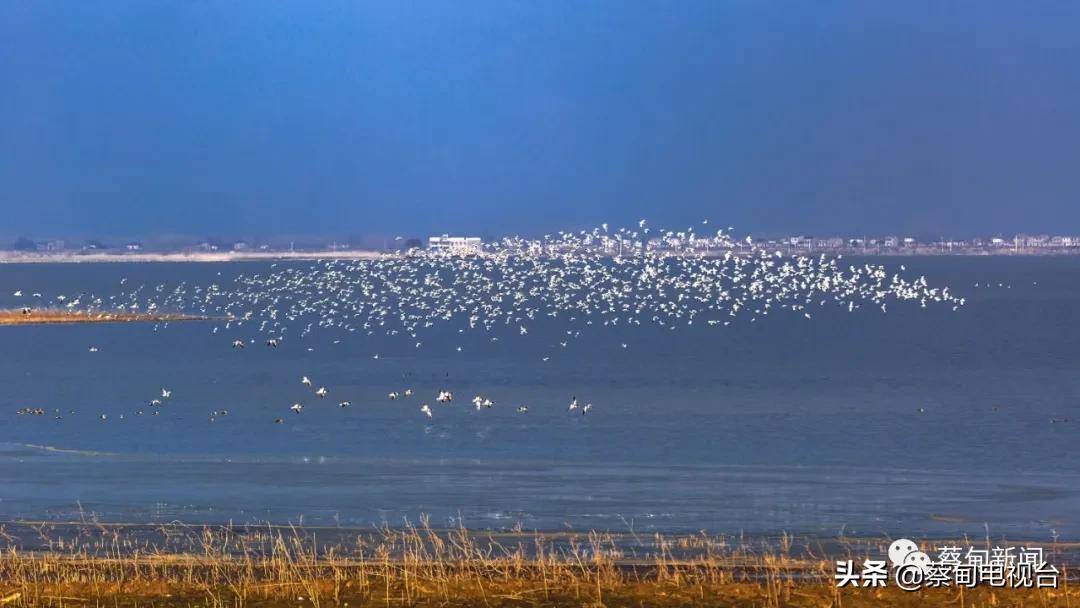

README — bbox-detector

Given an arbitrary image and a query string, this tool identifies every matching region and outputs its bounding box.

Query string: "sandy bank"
[0,309,211,326]
[0,250,386,264]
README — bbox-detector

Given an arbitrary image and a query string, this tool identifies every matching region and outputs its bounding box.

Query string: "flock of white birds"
[13,221,966,424]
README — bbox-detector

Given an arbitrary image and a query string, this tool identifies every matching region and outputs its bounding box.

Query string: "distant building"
[43,240,66,251]
[232,241,250,251]
[1024,234,1050,248]
[12,237,37,251]
[428,235,482,253]
[125,242,142,251]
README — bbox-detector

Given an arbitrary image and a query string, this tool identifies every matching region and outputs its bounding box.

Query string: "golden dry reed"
[0,520,1075,607]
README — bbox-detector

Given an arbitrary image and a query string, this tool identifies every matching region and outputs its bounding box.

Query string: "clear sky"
[3,1,1080,240]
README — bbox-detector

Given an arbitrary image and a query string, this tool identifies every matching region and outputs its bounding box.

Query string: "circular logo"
[888,538,919,567]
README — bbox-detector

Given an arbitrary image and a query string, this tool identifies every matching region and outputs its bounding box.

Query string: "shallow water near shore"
[1,257,1079,540]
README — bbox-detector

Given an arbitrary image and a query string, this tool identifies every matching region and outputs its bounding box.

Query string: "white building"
[428,235,482,253]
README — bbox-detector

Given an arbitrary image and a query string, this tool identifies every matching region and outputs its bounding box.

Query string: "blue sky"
[3,1,1080,239]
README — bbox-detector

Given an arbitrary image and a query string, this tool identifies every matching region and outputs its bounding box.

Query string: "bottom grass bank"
[0,522,1075,607]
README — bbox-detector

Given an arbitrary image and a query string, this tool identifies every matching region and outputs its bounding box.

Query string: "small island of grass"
[0,308,211,326]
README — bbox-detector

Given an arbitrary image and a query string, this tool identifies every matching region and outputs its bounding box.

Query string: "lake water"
[1,257,1079,541]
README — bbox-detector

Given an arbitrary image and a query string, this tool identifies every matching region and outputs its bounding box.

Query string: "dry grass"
[0,522,1074,607]
[0,309,209,326]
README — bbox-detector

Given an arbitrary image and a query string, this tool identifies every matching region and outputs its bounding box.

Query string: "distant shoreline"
[0,309,212,326]
[0,250,386,264]
[2,248,1080,264]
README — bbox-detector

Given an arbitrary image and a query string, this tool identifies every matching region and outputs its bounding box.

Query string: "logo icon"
[889,538,931,578]
[887,538,919,567]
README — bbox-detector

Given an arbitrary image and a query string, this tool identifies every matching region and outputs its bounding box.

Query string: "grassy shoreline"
[0,522,1075,606]
[0,309,212,326]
